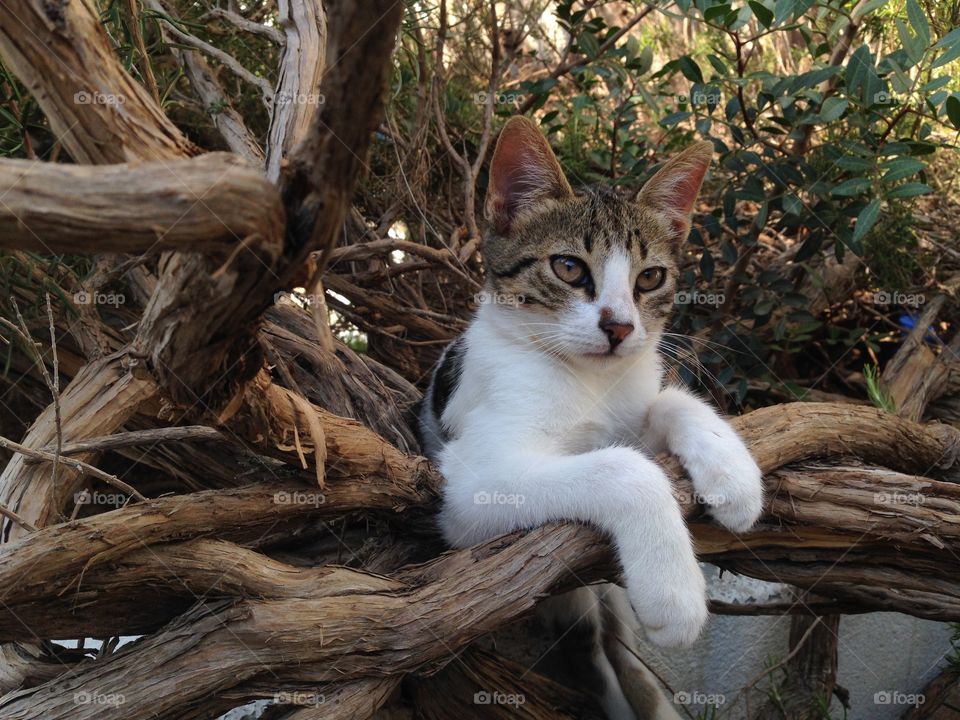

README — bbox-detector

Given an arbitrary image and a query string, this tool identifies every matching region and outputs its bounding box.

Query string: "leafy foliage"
[446,0,960,409]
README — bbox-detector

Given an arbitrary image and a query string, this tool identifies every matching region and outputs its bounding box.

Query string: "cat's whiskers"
[659,338,717,383]
[529,333,574,362]
[661,331,749,357]
[659,338,736,403]
[660,332,745,392]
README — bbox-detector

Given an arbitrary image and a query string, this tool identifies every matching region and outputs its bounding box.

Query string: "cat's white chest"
[524,358,660,453]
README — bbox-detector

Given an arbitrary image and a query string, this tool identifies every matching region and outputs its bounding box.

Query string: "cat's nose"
[599,308,634,347]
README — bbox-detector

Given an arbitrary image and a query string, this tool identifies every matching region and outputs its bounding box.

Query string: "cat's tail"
[539,585,683,720]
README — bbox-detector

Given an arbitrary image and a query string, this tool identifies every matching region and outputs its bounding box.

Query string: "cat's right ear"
[485,117,573,235]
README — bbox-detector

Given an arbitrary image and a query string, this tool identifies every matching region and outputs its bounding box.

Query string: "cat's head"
[481,116,712,363]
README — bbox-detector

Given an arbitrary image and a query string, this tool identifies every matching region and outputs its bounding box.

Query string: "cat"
[417,116,764,718]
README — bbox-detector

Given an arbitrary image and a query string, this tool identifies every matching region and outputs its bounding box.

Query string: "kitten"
[418,117,763,717]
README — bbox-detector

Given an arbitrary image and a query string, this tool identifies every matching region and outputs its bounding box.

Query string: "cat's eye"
[551,255,590,286]
[635,267,666,294]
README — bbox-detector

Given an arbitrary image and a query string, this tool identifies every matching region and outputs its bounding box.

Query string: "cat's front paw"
[694,447,764,533]
[631,570,708,648]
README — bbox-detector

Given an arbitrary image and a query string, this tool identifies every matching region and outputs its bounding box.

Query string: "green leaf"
[835,156,874,172]
[794,232,822,261]
[933,27,960,50]
[828,14,849,44]
[852,199,881,244]
[748,1,773,28]
[577,30,600,59]
[819,97,848,122]
[755,200,770,229]
[728,5,753,30]
[881,157,925,182]
[886,57,912,95]
[700,248,715,280]
[852,0,888,20]
[704,4,732,23]
[636,45,654,74]
[754,299,775,316]
[896,19,924,66]
[932,39,960,68]
[660,111,691,126]
[947,95,960,129]
[773,0,796,25]
[676,56,704,83]
[791,66,842,92]
[885,182,932,198]
[707,54,729,76]
[906,0,930,49]
[782,194,804,215]
[864,363,897,413]
[846,45,883,105]
[831,177,872,196]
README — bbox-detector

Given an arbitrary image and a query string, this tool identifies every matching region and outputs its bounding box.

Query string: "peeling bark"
[0,0,196,162]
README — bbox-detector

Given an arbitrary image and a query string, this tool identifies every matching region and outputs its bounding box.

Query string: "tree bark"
[0,0,196,162]
[0,154,281,254]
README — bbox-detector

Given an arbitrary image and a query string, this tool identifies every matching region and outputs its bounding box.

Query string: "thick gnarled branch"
[0,404,957,683]
[0,154,282,255]
[0,0,196,162]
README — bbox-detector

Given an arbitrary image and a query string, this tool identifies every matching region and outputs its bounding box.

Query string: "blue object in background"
[898,312,942,346]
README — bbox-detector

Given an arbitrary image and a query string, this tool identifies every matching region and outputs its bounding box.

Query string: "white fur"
[435,267,764,646]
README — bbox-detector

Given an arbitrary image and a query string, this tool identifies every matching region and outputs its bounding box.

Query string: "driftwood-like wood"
[0,404,957,609]
[0,526,611,719]
[266,0,327,181]
[276,0,406,280]
[0,154,282,255]
[32,426,225,458]
[0,357,154,538]
[6,470,957,720]
[0,0,196,162]
[0,404,956,688]
[179,50,266,165]
[882,296,960,422]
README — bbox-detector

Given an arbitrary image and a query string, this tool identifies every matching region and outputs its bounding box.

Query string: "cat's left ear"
[637,141,713,240]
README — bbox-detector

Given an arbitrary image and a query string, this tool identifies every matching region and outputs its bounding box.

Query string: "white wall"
[636,566,953,719]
